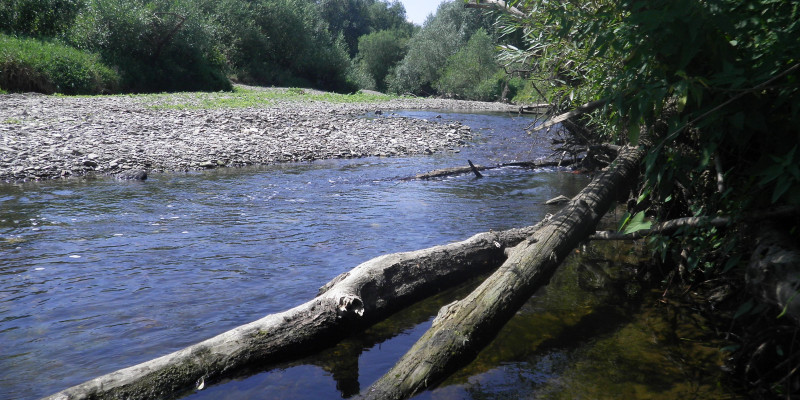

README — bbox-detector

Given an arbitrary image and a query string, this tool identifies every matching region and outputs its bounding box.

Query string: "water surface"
[1,111,587,399]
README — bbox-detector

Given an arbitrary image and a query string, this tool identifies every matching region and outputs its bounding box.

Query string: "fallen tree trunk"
[45,225,544,400]
[361,132,650,399]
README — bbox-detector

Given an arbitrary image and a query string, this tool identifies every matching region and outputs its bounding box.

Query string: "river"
[0,111,735,399]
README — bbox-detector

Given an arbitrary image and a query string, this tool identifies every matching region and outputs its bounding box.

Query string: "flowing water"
[0,111,736,399]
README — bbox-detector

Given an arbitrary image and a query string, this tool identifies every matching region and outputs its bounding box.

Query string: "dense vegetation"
[0,0,416,94]
[0,0,531,100]
[482,0,799,395]
[0,34,119,94]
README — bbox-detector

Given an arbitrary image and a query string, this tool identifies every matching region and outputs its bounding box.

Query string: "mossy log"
[44,226,543,400]
[361,135,649,399]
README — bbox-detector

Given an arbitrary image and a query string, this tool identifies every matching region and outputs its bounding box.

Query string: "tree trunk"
[44,226,543,400]
[361,135,649,399]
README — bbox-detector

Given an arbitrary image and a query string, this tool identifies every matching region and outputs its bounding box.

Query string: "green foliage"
[435,28,502,101]
[0,33,119,94]
[388,1,495,95]
[317,0,414,57]
[0,0,86,38]
[68,0,230,93]
[206,0,353,92]
[493,5,799,383]
[619,211,652,235]
[354,29,408,92]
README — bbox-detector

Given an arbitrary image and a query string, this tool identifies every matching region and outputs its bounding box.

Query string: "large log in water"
[361,135,649,399]
[44,225,544,400]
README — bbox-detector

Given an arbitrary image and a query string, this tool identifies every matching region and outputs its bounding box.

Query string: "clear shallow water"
[1,111,593,399]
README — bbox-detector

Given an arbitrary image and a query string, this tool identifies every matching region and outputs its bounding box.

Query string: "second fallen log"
[362,131,649,399]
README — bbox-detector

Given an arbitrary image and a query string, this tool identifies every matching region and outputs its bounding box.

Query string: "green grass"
[134,86,399,110]
[0,33,120,95]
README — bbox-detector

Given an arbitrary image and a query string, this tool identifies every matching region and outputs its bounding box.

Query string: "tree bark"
[44,226,544,400]
[361,136,649,399]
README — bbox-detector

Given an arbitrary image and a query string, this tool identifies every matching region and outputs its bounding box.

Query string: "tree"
[317,0,413,57]
[388,0,494,95]
[354,29,407,92]
[436,28,501,101]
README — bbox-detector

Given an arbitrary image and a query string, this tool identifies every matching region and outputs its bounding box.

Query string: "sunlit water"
[1,111,590,399]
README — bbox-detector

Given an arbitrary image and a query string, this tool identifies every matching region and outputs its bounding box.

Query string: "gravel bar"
[0,88,520,183]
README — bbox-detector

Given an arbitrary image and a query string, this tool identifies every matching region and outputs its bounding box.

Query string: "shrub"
[68,0,231,93]
[0,33,119,94]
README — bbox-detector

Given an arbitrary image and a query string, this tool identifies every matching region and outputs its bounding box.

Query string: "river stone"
[117,169,147,180]
[0,85,522,183]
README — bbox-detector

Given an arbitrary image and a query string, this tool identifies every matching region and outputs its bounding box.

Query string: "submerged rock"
[117,169,147,181]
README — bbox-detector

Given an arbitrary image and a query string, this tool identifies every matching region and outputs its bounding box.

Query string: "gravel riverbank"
[0,87,520,183]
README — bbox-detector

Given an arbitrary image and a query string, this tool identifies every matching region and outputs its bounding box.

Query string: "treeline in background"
[0,0,529,101]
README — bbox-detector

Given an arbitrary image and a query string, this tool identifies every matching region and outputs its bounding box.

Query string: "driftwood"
[529,99,608,133]
[464,0,526,18]
[404,157,582,181]
[361,130,650,399]
[518,104,551,114]
[467,160,483,178]
[44,225,545,400]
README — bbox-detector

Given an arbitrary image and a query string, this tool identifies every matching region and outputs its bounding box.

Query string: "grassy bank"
[0,34,119,95]
[126,86,399,110]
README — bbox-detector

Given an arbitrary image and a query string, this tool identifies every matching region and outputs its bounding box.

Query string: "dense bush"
[205,0,353,91]
[68,0,230,93]
[0,0,86,38]
[0,33,119,94]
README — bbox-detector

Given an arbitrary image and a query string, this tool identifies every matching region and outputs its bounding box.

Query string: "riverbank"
[0,86,520,183]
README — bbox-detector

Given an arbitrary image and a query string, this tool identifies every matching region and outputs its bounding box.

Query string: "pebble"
[0,87,519,183]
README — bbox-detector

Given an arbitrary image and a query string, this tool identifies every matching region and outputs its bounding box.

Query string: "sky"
[398,0,449,25]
